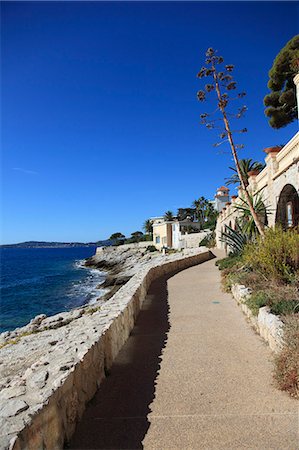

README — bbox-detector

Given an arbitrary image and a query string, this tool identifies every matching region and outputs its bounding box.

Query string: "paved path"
[70,251,298,449]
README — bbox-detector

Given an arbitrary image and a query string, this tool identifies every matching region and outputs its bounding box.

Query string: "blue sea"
[0,247,105,333]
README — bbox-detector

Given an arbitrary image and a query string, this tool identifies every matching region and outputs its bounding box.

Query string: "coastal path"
[69,250,298,449]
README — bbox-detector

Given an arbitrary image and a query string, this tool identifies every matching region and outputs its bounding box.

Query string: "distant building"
[150,216,165,225]
[152,221,173,250]
[171,220,202,249]
[214,186,230,212]
[152,218,207,251]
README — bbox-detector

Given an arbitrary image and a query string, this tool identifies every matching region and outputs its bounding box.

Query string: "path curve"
[70,250,298,449]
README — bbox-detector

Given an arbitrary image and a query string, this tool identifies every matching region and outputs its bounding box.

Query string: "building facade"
[153,219,209,250]
[216,74,299,251]
[152,221,173,250]
[216,133,299,249]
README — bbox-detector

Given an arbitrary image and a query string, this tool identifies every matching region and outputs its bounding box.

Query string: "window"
[162,237,167,244]
[155,236,160,244]
[286,202,294,227]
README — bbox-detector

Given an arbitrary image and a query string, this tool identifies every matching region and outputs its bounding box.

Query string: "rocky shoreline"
[85,244,167,301]
[0,244,174,347]
[0,246,211,449]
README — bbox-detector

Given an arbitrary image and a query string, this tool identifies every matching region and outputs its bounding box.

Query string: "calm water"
[0,247,105,332]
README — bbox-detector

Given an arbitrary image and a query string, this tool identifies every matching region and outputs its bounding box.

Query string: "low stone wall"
[231,284,284,352]
[96,241,154,254]
[180,231,210,249]
[0,248,212,450]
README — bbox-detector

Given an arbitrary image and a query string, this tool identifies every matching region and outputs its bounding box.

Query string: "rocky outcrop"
[0,246,175,348]
[0,247,212,450]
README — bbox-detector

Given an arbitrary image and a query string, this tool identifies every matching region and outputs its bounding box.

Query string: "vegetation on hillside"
[109,232,126,245]
[217,227,299,398]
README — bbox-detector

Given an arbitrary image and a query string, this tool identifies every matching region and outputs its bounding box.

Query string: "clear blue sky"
[1,1,298,244]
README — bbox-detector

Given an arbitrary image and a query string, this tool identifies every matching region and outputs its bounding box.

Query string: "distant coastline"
[0,240,111,249]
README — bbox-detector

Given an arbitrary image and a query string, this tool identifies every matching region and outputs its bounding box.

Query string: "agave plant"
[220,222,253,255]
[234,193,271,237]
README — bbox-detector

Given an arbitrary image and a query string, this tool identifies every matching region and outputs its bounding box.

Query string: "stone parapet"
[0,248,212,450]
[96,240,155,254]
[231,284,284,353]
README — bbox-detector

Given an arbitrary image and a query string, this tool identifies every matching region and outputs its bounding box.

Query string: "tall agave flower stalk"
[197,48,265,237]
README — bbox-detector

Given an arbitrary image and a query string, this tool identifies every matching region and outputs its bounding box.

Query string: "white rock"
[0,399,28,417]
[27,370,49,389]
[0,386,26,400]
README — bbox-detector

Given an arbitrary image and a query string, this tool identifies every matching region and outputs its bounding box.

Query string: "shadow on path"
[68,273,172,449]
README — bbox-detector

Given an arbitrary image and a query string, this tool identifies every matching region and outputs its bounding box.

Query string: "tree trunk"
[212,68,265,237]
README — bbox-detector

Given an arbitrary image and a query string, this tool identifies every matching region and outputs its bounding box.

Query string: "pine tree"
[264,35,299,129]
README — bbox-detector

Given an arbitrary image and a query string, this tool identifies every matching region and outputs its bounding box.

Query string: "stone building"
[214,186,230,212]
[216,75,299,250]
[152,219,206,250]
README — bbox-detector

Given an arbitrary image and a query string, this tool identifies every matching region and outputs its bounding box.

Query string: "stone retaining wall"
[96,241,154,254]
[0,248,212,450]
[231,284,284,352]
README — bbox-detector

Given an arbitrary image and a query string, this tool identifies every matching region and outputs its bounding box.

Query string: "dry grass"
[274,314,299,399]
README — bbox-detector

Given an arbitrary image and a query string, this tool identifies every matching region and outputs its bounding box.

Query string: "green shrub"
[271,301,299,316]
[245,292,268,316]
[115,239,125,246]
[143,234,153,242]
[216,255,245,292]
[166,248,179,254]
[245,285,299,316]
[274,314,299,398]
[216,255,242,270]
[199,232,216,248]
[220,267,247,292]
[243,227,299,284]
[146,245,157,252]
[221,272,237,292]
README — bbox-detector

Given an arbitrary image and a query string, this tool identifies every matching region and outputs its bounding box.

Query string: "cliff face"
[0,247,211,450]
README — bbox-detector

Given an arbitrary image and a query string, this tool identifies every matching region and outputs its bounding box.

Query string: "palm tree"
[225,158,265,188]
[177,208,196,221]
[204,202,219,230]
[192,197,209,227]
[143,219,153,236]
[164,211,174,221]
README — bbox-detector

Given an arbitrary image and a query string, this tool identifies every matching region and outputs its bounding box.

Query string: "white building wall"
[215,132,299,250]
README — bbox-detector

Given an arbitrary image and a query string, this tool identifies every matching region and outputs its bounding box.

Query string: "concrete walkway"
[70,251,298,449]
